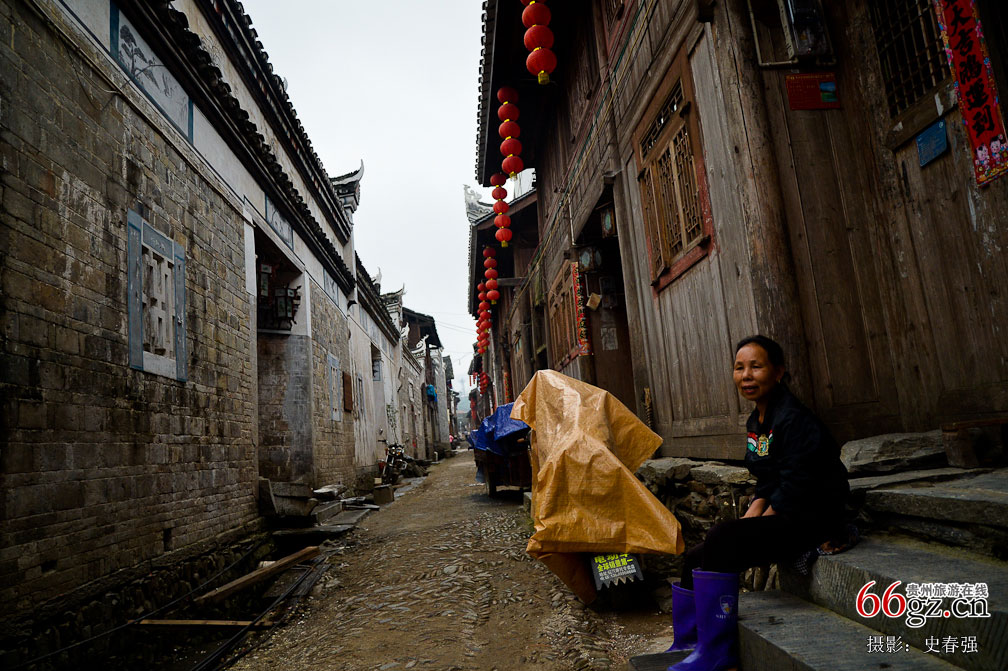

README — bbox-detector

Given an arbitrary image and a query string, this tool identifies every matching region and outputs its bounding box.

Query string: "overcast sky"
[241,0,490,400]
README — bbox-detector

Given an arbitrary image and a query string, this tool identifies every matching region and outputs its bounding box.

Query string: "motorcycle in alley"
[380,443,407,485]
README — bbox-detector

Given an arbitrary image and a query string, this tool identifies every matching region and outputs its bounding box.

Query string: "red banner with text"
[934,0,1007,185]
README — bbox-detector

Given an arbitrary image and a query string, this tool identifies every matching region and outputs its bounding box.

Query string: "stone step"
[864,470,1008,530]
[783,535,1007,671]
[863,469,1008,557]
[310,500,344,526]
[327,508,371,526]
[849,467,986,496]
[739,590,961,671]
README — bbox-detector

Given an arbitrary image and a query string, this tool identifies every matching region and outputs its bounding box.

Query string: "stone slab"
[310,501,345,526]
[841,431,946,475]
[792,536,1008,671]
[626,650,690,670]
[270,481,315,498]
[865,474,1008,529]
[328,508,371,526]
[739,590,961,671]
[313,483,347,500]
[689,463,753,485]
[271,524,353,544]
[637,458,705,485]
[848,468,985,494]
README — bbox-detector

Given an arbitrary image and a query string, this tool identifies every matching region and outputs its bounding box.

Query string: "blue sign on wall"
[917,120,948,168]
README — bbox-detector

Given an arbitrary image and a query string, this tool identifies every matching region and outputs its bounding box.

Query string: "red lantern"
[499,120,520,139]
[485,268,499,280]
[497,86,519,104]
[496,227,513,244]
[483,247,496,258]
[503,155,524,177]
[491,186,507,201]
[487,289,500,303]
[490,173,507,187]
[524,24,554,51]
[495,214,511,229]
[478,282,486,291]
[486,278,498,291]
[500,137,522,158]
[484,258,497,268]
[527,47,557,85]
[479,301,489,311]
[478,292,487,302]
[497,102,519,122]
[493,200,510,215]
[522,2,551,28]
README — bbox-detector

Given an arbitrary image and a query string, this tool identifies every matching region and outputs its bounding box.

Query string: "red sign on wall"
[785,72,841,111]
[934,0,1008,185]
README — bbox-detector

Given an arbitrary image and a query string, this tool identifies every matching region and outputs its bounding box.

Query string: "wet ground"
[226,453,673,671]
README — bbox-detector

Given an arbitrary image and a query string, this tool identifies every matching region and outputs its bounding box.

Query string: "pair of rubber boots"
[665,570,739,671]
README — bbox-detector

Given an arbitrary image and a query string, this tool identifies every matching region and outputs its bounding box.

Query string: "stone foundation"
[0,524,271,669]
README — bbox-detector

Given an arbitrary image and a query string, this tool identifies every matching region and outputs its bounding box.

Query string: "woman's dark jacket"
[744,386,849,527]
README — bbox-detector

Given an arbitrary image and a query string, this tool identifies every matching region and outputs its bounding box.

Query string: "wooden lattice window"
[868,0,951,117]
[127,209,186,380]
[547,263,579,364]
[634,49,707,287]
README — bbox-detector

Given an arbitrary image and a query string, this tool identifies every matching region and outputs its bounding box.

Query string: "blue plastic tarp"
[468,403,529,457]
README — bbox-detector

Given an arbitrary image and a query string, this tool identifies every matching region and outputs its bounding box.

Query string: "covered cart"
[469,403,532,495]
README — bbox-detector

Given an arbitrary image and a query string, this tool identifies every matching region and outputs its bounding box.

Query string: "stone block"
[840,430,945,475]
[795,535,1008,671]
[689,463,752,485]
[637,457,703,485]
[18,400,47,429]
[372,485,394,505]
[738,590,959,671]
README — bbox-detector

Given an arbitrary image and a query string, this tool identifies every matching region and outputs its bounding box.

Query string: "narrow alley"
[229,456,669,671]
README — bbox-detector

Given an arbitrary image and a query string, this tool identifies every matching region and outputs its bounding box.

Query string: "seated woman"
[666,335,850,671]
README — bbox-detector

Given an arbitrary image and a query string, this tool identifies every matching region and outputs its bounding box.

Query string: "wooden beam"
[194,546,320,605]
[137,619,273,629]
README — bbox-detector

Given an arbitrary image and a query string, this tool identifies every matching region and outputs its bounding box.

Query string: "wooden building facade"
[471,0,1008,458]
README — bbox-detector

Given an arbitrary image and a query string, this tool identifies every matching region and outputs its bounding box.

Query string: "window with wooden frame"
[633,48,710,289]
[868,0,951,118]
[547,262,590,366]
[547,263,578,365]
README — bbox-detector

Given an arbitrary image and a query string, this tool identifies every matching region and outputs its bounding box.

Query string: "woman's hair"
[735,335,789,380]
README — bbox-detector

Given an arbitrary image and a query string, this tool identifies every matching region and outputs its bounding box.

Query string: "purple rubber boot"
[668,570,739,671]
[665,582,697,652]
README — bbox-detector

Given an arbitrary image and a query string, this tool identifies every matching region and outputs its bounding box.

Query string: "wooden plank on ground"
[194,546,319,605]
[137,619,273,629]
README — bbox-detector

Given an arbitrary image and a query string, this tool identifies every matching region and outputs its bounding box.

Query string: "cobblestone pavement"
[228,454,673,671]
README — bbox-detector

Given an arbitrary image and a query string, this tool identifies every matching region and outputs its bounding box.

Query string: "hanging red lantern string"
[489,171,511,248]
[497,86,524,185]
[522,1,556,85]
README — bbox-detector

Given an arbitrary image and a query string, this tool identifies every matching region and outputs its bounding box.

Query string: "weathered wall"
[257,333,313,483]
[308,281,354,486]
[0,0,259,613]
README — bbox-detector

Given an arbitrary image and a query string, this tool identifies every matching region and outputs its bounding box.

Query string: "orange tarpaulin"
[511,370,684,603]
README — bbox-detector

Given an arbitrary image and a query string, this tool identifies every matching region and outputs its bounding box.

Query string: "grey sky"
[241,0,491,399]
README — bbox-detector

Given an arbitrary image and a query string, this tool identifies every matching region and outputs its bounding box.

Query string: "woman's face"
[733,343,783,406]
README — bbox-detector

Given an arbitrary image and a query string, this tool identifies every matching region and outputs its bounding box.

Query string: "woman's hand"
[743,497,768,518]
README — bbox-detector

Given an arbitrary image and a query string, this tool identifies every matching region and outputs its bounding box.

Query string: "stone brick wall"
[308,281,355,487]
[0,0,258,615]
